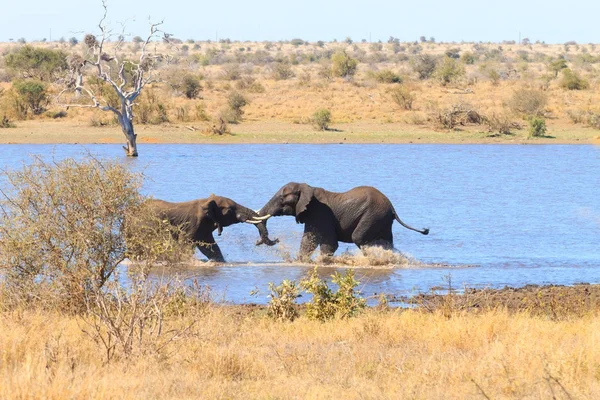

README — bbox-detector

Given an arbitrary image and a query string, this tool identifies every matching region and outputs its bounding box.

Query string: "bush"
[0,115,15,128]
[300,267,366,321]
[371,69,402,84]
[548,58,568,77]
[509,88,548,117]
[411,54,437,80]
[331,50,358,78]
[182,75,202,99]
[528,117,547,138]
[461,52,476,65]
[221,91,249,124]
[266,280,301,322]
[136,88,170,124]
[221,63,242,80]
[559,69,589,90]
[0,158,142,310]
[486,112,520,135]
[311,108,331,130]
[4,45,68,81]
[433,57,465,86]
[13,79,48,116]
[270,62,295,80]
[388,85,415,110]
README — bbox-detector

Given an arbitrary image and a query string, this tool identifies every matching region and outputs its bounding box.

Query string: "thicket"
[4,45,68,81]
[311,108,331,130]
[331,50,358,78]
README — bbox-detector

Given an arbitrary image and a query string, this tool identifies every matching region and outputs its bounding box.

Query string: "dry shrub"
[486,112,521,135]
[509,88,548,117]
[429,102,485,129]
[0,155,189,312]
[136,88,170,124]
[387,84,415,110]
[566,109,600,129]
[81,276,197,362]
[266,280,301,322]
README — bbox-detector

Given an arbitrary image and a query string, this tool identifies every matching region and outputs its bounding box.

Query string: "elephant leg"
[352,217,394,249]
[196,236,225,262]
[319,240,339,258]
[298,230,318,262]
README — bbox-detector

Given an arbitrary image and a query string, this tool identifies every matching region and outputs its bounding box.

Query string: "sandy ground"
[2,119,600,145]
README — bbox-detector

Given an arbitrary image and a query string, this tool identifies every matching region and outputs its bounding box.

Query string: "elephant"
[257,182,428,260]
[134,195,278,262]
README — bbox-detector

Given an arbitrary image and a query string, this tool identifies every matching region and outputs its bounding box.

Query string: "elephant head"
[258,182,315,224]
[205,195,278,246]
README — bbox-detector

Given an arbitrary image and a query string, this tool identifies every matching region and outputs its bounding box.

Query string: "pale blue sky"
[1,0,598,44]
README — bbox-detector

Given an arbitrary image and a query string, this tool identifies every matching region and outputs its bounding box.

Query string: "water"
[1,144,599,304]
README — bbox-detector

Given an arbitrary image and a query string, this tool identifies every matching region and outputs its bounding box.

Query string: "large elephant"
[140,195,277,262]
[257,183,428,260]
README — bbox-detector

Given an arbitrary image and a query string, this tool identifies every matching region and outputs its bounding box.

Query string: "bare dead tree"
[58,1,173,157]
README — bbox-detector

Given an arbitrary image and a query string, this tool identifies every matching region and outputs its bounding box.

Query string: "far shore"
[2,120,599,145]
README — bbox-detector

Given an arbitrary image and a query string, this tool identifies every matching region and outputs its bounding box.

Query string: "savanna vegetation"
[0,157,599,398]
[1,38,600,145]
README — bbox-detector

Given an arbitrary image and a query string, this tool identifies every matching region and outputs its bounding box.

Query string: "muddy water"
[1,144,599,304]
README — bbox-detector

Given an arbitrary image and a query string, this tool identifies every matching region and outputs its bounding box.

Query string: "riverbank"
[1,283,598,399]
[1,119,599,145]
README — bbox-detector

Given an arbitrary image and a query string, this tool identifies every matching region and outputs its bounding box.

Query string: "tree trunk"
[119,106,138,157]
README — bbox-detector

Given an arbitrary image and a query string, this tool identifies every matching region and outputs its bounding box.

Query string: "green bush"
[311,108,331,130]
[4,45,68,81]
[548,58,568,77]
[528,117,547,138]
[300,267,366,321]
[221,91,249,124]
[266,280,301,322]
[559,69,589,90]
[509,88,548,117]
[13,79,48,116]
[331,50,358,78]
[433,57,465,86]
[182,75,202,99]
[372,69,402,84]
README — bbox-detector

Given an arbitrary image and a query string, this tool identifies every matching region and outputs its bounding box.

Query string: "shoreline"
[2,120,599,145]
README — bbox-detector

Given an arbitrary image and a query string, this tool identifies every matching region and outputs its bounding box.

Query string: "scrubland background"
[1,37,600,142]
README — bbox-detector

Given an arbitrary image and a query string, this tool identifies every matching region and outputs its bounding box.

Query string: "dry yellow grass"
[1,307,599,399]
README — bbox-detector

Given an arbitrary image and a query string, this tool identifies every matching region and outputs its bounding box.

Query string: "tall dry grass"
[1,307,599,399]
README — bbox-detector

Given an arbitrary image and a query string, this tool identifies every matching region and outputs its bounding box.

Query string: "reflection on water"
[2,144,599,304]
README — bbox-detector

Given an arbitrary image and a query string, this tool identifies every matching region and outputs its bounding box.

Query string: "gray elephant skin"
[258,183,428,260]
[140,195,277,262]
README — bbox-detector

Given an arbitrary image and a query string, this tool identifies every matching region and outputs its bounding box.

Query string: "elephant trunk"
[257,196,280,219]
[239,206,279,246]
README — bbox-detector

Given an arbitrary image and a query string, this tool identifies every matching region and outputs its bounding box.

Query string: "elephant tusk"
[252,214,271,221]
[246,220,262,225]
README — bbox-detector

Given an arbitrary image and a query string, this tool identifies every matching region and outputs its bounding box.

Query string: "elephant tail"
[394,212,429,235]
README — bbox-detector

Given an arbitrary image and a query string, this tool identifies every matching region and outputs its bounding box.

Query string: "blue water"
[1,144,599,304]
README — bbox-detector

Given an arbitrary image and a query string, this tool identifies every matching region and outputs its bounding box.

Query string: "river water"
[1,144,599,304]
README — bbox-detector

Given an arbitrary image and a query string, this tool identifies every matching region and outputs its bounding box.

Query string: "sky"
[0,0,598,44]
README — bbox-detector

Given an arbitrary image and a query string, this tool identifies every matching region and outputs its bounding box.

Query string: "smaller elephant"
[257,183,428,260]
[135,195,277,262]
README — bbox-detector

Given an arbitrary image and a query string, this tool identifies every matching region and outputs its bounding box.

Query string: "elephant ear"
[205,199,223,235]
[295,186,314,222]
